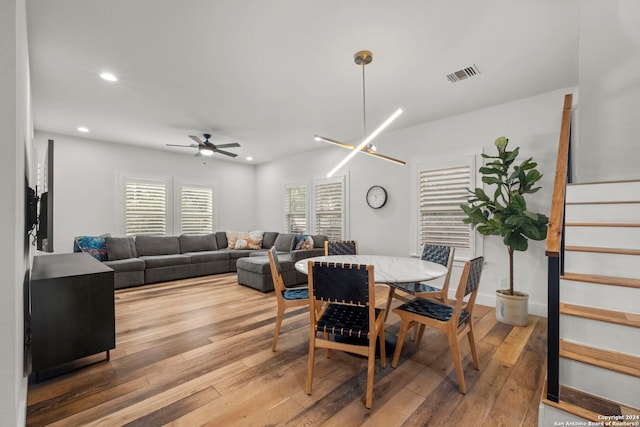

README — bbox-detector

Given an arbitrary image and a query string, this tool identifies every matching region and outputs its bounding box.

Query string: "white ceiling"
[26,0,579,164]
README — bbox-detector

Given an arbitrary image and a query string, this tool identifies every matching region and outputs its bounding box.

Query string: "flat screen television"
[37,139,54,252]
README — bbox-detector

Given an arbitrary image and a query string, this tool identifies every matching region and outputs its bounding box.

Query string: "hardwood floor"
[27,273,546,426]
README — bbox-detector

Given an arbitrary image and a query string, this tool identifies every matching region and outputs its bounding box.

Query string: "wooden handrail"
[545,94,573,257]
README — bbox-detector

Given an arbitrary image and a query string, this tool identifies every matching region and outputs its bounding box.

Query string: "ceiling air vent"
[446,64,480,83]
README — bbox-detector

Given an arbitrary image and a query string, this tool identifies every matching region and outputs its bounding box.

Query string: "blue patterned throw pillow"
[73,234,109,261]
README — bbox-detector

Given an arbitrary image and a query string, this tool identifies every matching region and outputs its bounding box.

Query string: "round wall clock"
[366,185,387,209]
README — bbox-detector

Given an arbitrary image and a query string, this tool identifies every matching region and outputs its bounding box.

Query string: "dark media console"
[30,253,115,375]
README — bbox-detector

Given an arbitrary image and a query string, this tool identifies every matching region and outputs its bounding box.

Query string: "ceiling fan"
[167,133,240,157]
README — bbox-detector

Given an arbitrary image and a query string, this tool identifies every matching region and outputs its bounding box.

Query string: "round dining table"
[294,254,448,284]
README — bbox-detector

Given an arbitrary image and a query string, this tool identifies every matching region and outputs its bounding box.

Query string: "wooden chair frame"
[391,256,484,394]
[268,247,309,352]
[306,261,386,409]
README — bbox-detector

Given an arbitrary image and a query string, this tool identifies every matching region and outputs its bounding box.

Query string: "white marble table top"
[294,255,448,284]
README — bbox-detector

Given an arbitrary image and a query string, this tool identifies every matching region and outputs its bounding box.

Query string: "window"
[284,184,307,233]
[418,158,475,258]
[124,179,168,236]
[313,176,346,240]
[180,186,213,234]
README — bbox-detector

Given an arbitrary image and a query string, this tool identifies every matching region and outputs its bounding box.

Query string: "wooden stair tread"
[565,245,640,256]
[560,339,640,378]
[562,272,640,289]
[560,302,640,328]
[543,384,640,423]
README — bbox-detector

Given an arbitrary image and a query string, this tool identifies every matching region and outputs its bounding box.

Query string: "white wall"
[33,132,258,252]
[576,0,640,182]
[257,88,575,316]
[0,0,30,425]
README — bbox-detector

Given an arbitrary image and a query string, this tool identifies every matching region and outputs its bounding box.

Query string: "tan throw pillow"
[235,239,248,249]
[247,230,264,250]
[227,231,249,249]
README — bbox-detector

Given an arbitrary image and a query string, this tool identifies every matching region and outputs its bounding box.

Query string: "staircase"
[540,180,640,424]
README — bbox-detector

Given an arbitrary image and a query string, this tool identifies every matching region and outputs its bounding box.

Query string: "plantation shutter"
[419,164,472,249]
[125,180,167,236]
[180,186,213,234]
[284,185,307,233]
[314,179,344,240]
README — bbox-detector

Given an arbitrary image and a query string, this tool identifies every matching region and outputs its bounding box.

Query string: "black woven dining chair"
[391,256,484,394]
[324,240,359,256]
[384,244,455,322]
[306,261,386,409]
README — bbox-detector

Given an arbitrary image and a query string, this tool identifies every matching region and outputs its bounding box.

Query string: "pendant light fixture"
[316,50,405,178]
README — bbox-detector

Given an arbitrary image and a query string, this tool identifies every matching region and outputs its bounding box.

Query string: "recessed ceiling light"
[246,156,253,161]
[100,72,118,82]
[77,126,90,133]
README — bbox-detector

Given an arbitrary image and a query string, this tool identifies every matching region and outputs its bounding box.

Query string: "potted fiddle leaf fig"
[461,136,549,326]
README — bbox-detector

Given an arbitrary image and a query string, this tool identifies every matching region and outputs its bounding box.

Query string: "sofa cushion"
[139,254,191,269]
[262,231,279,249]
[136,236,181,256]
[311,235,328,249]
[103,257,145,273]
[179,234,217,253]
[106,237,136,260]
[236,255,295,275]
[274,233,296,252]
[186,250,229,264]
[73,234,110,261]
[228,249,255,259]
[215,231,228,250]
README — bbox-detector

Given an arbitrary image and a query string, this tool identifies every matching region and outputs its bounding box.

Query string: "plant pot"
[495,289,529,326]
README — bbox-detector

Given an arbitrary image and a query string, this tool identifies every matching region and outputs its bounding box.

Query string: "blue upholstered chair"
[391,256,484,394]
[306,261,386,409]
[268,246,309,352]
[324,240,358,256]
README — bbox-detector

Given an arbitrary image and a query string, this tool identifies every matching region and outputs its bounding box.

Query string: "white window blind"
[314,178,345,240]
[284,184,307,233]
[180,186,213,234]
[125,180,167,236]
[419,163,472,251]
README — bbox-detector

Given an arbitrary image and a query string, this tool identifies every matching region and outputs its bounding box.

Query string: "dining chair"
[391,256,484,394]
[324,239,359,256]
[306,261,386,409]
[384,244,455,322]
[268,246,309,352]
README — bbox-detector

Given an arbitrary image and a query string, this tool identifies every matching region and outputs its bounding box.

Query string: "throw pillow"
[294,234,314,250]
[235,239,248,249]
[73,234,110,261]
[246,230,264,250]
[227,231,249,249]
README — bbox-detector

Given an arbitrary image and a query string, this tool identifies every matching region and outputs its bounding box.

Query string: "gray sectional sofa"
[101,231,327,292]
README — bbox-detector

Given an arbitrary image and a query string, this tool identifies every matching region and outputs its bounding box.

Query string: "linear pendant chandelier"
[317,50,405,178]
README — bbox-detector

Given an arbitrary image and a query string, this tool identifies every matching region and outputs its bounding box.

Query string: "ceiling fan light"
[200,148,214,156]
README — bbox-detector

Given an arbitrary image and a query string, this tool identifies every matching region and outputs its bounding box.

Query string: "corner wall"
[0,0,31,425]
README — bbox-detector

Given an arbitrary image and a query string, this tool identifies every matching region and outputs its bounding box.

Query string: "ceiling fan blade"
[214,148,238,158]
[189,135,203,144]
[214,143,241,149]
[167,144,198,148]
[364,150,406,165]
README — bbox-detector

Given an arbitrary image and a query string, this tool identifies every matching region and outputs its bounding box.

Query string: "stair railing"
[545,93,573,402]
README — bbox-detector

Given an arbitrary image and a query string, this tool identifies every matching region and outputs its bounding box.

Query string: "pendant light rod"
[326,107,403,178]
